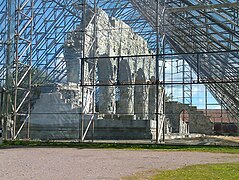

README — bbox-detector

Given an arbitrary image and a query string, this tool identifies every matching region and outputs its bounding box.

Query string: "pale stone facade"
[27,8,163,140]
[27,8,212,140]
[64,8,159,119]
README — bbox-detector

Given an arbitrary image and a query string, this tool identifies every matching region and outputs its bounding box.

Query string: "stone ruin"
[27,8,212,140]
[27,8,164,140]
[64,8,158,117]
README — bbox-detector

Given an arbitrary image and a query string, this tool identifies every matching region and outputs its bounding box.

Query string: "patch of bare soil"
[164,135,239,146]
[0,148,239,179]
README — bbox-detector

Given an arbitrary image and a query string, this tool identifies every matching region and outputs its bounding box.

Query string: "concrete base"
[26,119,156,140]
[87,119,155,140]
[26,90,158,140]
[165,133,205,139]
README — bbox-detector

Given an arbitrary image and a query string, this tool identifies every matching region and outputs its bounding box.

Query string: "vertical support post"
[27,0,34,139]
[205,85,208,116]
[117,57,120,84]
[0,88,4,133]
[91,0,97,143]
[5,0,16,139]
[182,59,185,105]
[13,0,20,139]
[162,3,166,143]
[220,93,223,133]
[155,0,160,144]
[204,0,209,52]
[12,0,34,140]
[78,113,82,142]
[197,53,200,83]
[92,115,94,142]
[189,65,193,106]
[80,0,86,142]
[170,56,173,101]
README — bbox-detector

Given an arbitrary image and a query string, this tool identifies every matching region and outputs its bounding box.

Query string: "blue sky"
[164,59,222,109]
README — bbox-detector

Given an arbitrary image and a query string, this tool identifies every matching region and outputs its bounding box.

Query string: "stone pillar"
[117,59,133,114]
[148,76,156,120]
[64,33,81,84]
[134,68,147,119]
[97,56,115,114]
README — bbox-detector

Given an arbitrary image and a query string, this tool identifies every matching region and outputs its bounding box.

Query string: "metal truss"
[0,0,83,139]
[0,0,239,139]
[86,0,239,122]
[120,0,239,123]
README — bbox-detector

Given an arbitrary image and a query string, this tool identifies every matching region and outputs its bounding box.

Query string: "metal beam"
[168,2,239,13]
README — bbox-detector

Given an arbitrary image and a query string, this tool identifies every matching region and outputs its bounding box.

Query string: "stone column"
[97,56,115,114]
[64,33,81,84]
[117,59,133,114]
[148,76,156,120]
[134,68,147,119]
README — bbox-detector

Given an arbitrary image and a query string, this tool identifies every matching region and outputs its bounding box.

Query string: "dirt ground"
[0,148,239,179]
[163,135,239,146]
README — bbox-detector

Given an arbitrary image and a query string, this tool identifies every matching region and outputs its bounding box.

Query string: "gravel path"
[0,148,239,179]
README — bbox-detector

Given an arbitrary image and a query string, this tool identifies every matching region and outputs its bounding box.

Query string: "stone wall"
[165,101,213,134]
[64,9,155,82]
[64,8,161,119]
[27,84,157,140]
[27,8,164,140]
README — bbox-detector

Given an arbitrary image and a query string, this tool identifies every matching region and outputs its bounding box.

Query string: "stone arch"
[179,109,189,134]
[165,101,212,134]
[134,68,147,119]
[97,56,115,114]
[165,102,192,133]
[116,59,133,114]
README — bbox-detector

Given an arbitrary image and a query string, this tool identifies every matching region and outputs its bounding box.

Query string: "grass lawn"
[0,140,239,154]
[124,162,239,180]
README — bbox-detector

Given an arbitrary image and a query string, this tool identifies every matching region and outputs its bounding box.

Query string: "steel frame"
[0,0,238,140]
